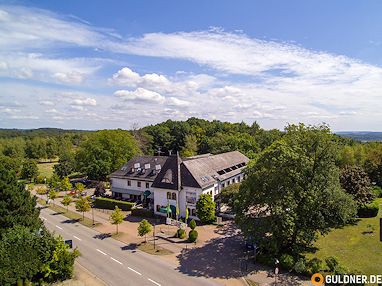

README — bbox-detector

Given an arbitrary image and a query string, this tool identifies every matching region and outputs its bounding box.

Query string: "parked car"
[80,191,87,197]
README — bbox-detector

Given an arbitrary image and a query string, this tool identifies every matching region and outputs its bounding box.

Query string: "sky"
[1,1,382,131]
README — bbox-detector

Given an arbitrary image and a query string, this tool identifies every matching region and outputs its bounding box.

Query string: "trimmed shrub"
[36,175,46,184]
[280,254,295,270]
[176,228,186,239]
[189,219,196,230]
[306,258,323,275]
[358,200,379,218]
[131,208,154,218]
[293,258,306,274]
[188,229,198,242]
[93,197,135,211]
[325,256,339,272]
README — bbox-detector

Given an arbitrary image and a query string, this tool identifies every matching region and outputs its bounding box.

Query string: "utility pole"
[153,223,156,250]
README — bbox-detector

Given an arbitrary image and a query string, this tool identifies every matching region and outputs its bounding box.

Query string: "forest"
[1,118,382,187]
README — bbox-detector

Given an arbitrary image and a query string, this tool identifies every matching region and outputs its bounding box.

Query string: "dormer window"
[161,169,173,184]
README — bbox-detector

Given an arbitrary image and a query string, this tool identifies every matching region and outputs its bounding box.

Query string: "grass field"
[306,198,382,275]
[37,162,57,178]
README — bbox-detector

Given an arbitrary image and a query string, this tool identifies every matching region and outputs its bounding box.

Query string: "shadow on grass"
[93,233,112,240]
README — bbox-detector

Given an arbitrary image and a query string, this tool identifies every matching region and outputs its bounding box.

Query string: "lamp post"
[153,223,156,250]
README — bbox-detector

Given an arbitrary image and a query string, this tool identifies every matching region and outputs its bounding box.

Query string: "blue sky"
[1,1,382,130]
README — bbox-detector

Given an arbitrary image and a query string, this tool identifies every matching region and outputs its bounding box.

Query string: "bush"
[256,253,275,267]
[358,200,379,218]
[306,258,323,275]
[93,197,135,211]
[131,208,154,218]
[372,186,382,198]
[325,256,339,272]
[280,253,295,270]
[36,175,46,184]
[293,258,306,274]
[176,228,186,239]
[189,219,196,230]
[188,229,198,242]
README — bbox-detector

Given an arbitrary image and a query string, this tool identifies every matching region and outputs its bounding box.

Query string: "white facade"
[111,177,153,200]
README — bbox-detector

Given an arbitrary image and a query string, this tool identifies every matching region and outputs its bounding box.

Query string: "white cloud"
[70,97,97,106]
[40,100,55,106]
[114,88,165,104]
[167,97,191,107]
[52,71,85,84]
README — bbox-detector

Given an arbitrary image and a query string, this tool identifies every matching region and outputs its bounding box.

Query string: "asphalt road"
[39,206,218,286]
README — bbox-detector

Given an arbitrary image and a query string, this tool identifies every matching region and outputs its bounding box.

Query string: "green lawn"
[306,198,382,275]
[37,162,57,178]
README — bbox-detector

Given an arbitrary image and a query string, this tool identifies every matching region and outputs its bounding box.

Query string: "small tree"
[48,189,58,205]
[110,206,124,234]
[60,177,72,195]
[196,194,216,223]
[61,195,72,212]
[75,183,85,194]
[75,197,91,220]
[138,219,152,242]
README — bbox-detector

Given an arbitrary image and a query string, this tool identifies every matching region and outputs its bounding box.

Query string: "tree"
[61,195,72,212]
[75,130,141,180]
[75,182,85,194]
[0,164,41,236]
[138,219,152,242]
[180,135,198,157]
[196,194,216,223]
[216,183,240,210]
[54,150,75,178]
[21,159,39,182]
[235,124,357,256]
[60,177,72,194]
[75,197,91,220]
[340,165,374,207]
[49,172,61,189]
[110,206,124,234]
[48,189,58,204]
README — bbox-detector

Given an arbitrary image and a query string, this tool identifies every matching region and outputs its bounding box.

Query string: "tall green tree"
[61,195,72,212]
[196,194,216,223]
[0,164,41,235]
[60,177,72,194]
[180,134,198,157]
[75,129,140,180]
[235,124,357,256]
[21,159,39,182]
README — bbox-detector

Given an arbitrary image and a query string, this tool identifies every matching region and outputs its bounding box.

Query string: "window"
[191,209,196,216]
[238,176,241,182]
[146,182,150,188]
[167,192,171,199]
[222,182,225,188]
[156,205,161,212]
[137,181,141,187]
[186,192,197,204]
[127,180,131,186]
[172,192,177,200]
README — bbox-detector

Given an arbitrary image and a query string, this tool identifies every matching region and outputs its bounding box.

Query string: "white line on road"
[55,225,63,230]
[148,278,161,286]
[110,257,123,265]
[96,249,107,256]
[73,235,82,241]
[128,267,142,276]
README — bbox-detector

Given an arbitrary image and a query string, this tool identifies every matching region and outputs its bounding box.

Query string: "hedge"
[131,208,154,218]
[358,200,379,218]
[93,197,135,211]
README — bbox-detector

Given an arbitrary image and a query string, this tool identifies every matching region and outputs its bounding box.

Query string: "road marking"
[55,225,63,230]
[110,257,123,265]
[96,249,107,256]
[73,235,82,241]
[128,267,142,276]
[148,278,161,286]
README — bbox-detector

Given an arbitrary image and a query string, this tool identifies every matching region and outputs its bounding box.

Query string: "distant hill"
[0,128,91,138]
[336,132,382,142]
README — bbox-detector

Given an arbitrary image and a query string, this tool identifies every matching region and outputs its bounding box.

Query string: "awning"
[143,190,151,197]
[159,207,171,213]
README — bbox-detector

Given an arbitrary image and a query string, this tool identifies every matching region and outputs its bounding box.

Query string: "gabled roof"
[110,155,168,181]
[182,151,249,188]
[151,155,182,190]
